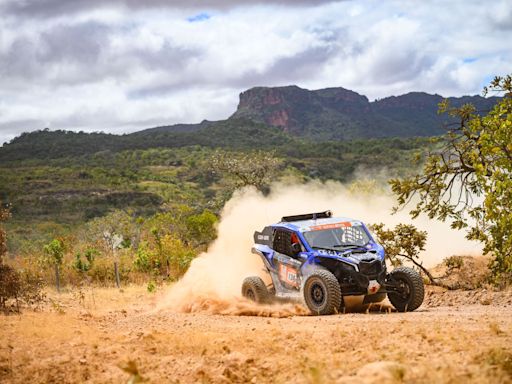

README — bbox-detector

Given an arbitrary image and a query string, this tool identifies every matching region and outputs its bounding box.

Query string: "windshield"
[303,225,370,250]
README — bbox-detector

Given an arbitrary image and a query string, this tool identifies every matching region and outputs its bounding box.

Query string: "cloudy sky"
[0,0,510,144]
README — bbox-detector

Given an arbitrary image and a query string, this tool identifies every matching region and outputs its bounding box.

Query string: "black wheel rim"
[246,288,255,301]
[310,282,325,306]
[396,278,411,300]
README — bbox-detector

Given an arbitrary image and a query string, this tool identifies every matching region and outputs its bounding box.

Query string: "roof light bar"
[281,210,332,223]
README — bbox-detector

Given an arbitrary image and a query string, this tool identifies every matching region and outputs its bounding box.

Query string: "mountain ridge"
[231,85,499,139]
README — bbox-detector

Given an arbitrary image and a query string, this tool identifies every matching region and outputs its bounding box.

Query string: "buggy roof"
[274,216,363,233]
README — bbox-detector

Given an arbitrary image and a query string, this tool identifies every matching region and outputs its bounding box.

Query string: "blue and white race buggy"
[242,211,424,315]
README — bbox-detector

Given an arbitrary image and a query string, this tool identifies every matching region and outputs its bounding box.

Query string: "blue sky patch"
[187,13,211,23]
[463,57,477,63]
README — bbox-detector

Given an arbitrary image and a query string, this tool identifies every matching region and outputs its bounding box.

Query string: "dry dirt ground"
[1,286,512,384]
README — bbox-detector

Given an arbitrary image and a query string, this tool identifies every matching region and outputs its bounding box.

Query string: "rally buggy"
[242,211,424,315]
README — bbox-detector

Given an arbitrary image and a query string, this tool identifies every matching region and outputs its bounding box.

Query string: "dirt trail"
[1,286,512,384]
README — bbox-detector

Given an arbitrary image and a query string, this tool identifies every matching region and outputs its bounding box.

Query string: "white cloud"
[0,0,510,144]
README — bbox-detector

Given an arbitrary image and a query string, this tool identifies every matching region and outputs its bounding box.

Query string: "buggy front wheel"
[303,269,342,315]
[386,267,424,312]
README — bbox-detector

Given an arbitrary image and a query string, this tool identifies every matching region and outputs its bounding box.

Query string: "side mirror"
[291,242,302,254]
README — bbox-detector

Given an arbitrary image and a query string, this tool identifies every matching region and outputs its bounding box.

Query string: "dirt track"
[1,286,512,384]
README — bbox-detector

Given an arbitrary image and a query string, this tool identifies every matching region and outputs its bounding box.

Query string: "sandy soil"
[1,286,512,384]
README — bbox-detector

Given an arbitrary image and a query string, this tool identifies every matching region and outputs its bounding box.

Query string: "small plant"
[120,360,144,384]
[73,248,98,273]
[147,280,156,293]
[444,255,464,271]
[49,298,66,314]
[486,348,512,376]
[489,322,504,336]
[72,285,86,306]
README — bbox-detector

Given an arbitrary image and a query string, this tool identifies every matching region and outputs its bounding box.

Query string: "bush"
[87,256,116,285]
[18,268,46,309]
[73,247,98,273]
[133,235,195,279]
[0,264,21,312]
[133,241,155,273]
[0,264,45,313]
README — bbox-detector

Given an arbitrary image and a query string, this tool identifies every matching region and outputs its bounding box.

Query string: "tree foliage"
[211,150,282,192]
[370,223,436,283]
[133,207,217,278]
[85,210,136,255]
[390,75,512,284]
[73,248,98,273]
[42,238,65,267]
[370,223,464,287]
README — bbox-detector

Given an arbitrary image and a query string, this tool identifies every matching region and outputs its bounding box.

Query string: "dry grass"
[1,286,512,383]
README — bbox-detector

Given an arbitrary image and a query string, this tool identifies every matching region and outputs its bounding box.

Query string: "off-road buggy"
[242,211,424,315]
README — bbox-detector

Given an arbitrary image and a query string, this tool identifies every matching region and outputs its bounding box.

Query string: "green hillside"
[0,122,431,254]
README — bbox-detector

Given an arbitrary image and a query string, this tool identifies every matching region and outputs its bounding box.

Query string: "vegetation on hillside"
[0,130,430,298]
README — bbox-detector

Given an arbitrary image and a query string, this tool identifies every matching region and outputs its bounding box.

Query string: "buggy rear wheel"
[241,276,271,304]
[303,269,342,315]
[387,267,424,312]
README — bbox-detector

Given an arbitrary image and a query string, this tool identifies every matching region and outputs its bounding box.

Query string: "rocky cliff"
[230,86,499,140]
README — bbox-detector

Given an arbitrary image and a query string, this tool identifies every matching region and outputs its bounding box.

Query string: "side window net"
[273,229,292,255]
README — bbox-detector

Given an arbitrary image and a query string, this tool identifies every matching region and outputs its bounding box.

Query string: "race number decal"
[279,264,299,288]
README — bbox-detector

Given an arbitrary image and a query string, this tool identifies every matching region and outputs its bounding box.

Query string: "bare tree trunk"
[55,264,60,293]
[114,261,121,288]
[398,253,453,289]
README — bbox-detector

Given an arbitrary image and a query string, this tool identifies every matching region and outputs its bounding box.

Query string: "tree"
[86,210,136,254]
[371,223,464,288]
[0,202,11,265]
[134,207,217,278]
[370,223,437,283]
[390,75,512,284]
[185,209,218,247]
[42,238,65,292]
[211,150,282,193]
[85,210,136,288]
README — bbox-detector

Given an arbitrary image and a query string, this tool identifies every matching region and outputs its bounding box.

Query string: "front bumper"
[329,259,387,295]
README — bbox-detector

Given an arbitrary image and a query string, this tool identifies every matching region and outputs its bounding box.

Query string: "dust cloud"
[158,180,481,313]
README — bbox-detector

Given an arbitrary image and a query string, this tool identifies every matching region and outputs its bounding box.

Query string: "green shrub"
[73,247,98,273]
